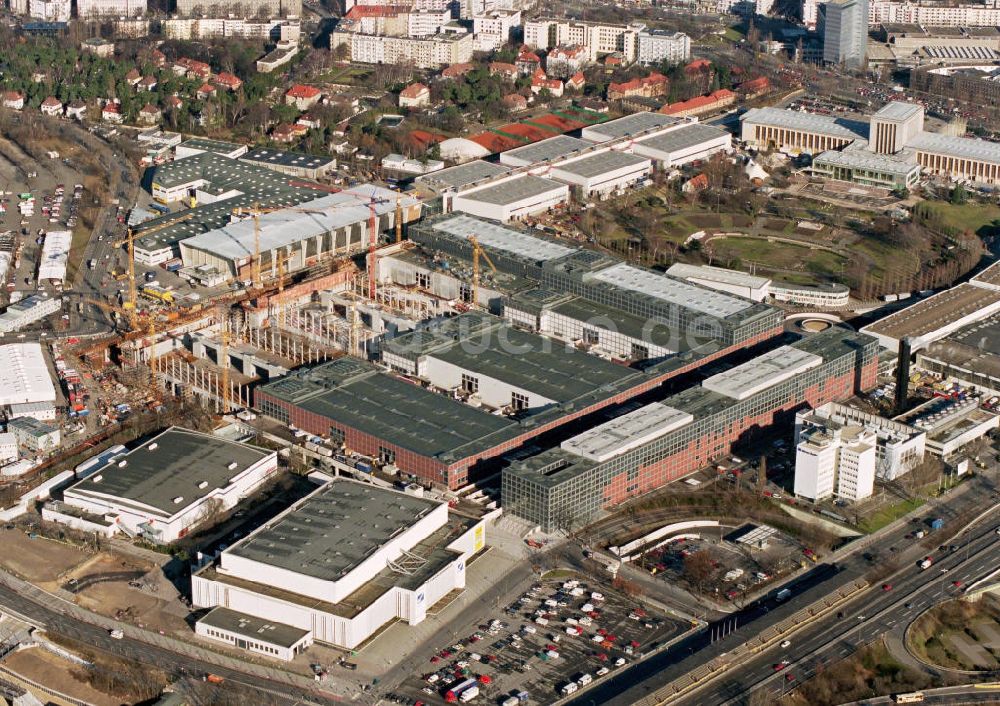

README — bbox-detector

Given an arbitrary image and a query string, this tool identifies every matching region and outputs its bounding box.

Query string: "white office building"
[58,428,278,544]
[821,0,869,69]
[636,29,691,65]
[192,478,487,655]
[794,423,877,501]
[28,0,70,21]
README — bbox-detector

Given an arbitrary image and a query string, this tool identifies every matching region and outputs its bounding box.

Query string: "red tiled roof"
[140,103,159,114]
[489,62,517,75]
[566,72,585,88]
[214,72,242,89]
[685,58,711,73]
[286,84,321,99]
[41,96,61,107]
[659,89,734,115]
[503,94,528,108]
[2,91,23,101]
[740,76,770,92]
[400,82,429,98]
[441,63,474,78]
[102,102,120,113]
[686,173,709,190]
[198,83,216,93]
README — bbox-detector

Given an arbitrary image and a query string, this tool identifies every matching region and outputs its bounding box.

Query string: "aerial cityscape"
[0,0,996,702]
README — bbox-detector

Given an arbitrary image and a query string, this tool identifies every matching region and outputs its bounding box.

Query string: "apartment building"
[175,0,301,18]
[870,0,1000,26]
[637,29,691,65]
[348,32,473,68]
[523,18,646,62]
[76,0,145,17]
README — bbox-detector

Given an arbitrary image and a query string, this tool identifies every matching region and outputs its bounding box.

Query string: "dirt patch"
[908,595,1000,671]
[73,580,190,636]
[3,647,120,706]
[0,529,90,586]
[686,213,724,229]
[762,218,791,232]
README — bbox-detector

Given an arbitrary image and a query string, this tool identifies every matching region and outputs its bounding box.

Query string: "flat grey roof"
[416,160,510,191]
[199,606,310,648]
[227,479,440,582]
[741,107,868,140]
[67,427,272,516]
[701,345,823,400]
[553,150,649,179]
[260,357,519,460]
[908,132,1000,166]
[384,313,643,404]
[181,186,418,261]
[813,146,921,177]
[872,101,923,123]
[430,214,576,262]
[635,123,730,156]
[666,263,771,289]
[503,135,591,164]
[459,174,566,206]
[590,262,755,318]
[240,148,334,170]
[560,402,693,462]
[179,137,245,154]
[584,112,683,141]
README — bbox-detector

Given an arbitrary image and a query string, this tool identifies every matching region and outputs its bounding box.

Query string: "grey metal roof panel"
[553,150,649,178]
[458,174,567,206]
[635,123,730,155]
[584,112,684,141]
[198,606,310,648]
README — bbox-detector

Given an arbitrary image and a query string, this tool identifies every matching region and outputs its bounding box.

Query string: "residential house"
[738,76,771,98]
[271,122,308,143]
[399,82,431,108]
[150,48,167,67]
[101,101,123,123]
[174,57,211,80]
[530,68,564,97]
[516,48,542,75]
[565,71,585,91]
[602,53,624,68]
[489,62,518,81]
[2,92,24,111]
[165,95,184,111]
[66,100,87,120]
[138,103,161,125]
[285,84,322,110]
[502,93,528,111]
[196,83,216,100]
[441,62,475,79]
[31,71,47,84]
[545,45,588,78]
[138,76,158,92]
[682,173,708,193]
[659,88,735,117]
[213,72,243,91]
[39,96,62,116]
[296,113,321,130]
[607,71,668,100]
[125,68,141,87]
[80,37,114,58]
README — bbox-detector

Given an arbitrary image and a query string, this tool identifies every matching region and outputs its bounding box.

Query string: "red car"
[430,656,440,664]
[773,663,786,671]
[785,673,795,682]
[953,580,964,588]
[882,583,892,591]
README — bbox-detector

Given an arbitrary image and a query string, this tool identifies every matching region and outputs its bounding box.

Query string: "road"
[568,473,1000,706]
[840,684,1000,705]
[0,582,340,705]
[684,519,1000,705]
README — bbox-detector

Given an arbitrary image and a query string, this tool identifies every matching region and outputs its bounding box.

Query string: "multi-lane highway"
[685,519,1000,705]
[569,474,1000,706]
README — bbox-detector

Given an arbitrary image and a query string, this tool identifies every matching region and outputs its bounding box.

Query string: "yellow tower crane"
[115,211,197,328]
[467,235,497,308]
[230,204,332,291]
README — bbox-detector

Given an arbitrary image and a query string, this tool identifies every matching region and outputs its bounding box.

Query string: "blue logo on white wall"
[417,592,425,603]
[457,562,465,572]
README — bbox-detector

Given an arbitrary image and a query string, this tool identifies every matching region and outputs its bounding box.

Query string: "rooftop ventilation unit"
[227,462,238,470]
[118,460,127,467]
[198,481,208,489]
[148,443,158,451]
[173,496,184,504]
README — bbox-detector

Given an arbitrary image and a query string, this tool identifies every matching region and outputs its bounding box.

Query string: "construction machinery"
[365,192,390,301]
[230,203,330,291]
[467,235,497,308]
[217,303,232,413]
[115,211,197,328]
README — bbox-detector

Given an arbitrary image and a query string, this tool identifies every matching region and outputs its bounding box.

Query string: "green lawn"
[921,201,1000,237]
[709,237,847,276]
[723,27,745,42]
[858,497,925,534]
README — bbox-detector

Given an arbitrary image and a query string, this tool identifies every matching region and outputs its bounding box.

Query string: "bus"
[893,693,924,704]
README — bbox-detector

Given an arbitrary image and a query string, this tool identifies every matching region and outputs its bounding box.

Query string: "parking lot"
[390,576,688,705]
